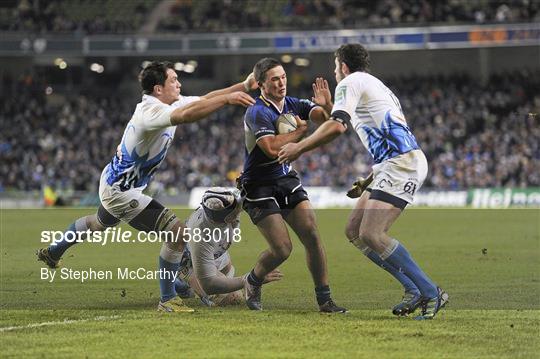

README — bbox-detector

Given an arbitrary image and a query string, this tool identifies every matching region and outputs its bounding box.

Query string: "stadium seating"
[1,0,537,34]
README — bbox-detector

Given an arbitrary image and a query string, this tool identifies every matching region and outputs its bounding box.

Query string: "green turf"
[1,208,539,358]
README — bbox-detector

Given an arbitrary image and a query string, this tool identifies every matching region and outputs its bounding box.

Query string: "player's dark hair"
[139,61,174,95]
[334,44,370,73]
[253,58,282,84]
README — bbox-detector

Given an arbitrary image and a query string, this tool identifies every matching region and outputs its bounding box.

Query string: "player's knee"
[358,229,380,247]
[344,224,358,241]
[87,215,107,232]
[272,242,292,261]
[299,227,321,248]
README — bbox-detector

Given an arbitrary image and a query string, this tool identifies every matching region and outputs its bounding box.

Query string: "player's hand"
[346,173,374,198]
[243,72,258,91]
[227,91,256,107]
[200,295,216,307]
[263,269,283,284]
[278,143,302,164]
[311,77,331,107]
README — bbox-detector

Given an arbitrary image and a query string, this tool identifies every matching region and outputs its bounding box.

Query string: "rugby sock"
[381,238,438,299]
[365,249,419,294]
[159,244,182,302]
[174,278,191,295]
[350,236,419,294]
[315,285,332,305]
[48,217,88,260]
[247,269,263,287]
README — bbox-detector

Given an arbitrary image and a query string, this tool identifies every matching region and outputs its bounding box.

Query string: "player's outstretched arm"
[278,119,346,163]
[201,73,258,99]
[170,91,255,125]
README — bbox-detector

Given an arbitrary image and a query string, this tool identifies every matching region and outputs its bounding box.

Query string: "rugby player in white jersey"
[278,44,448,320]
[174,187,282,307]
[38,61,256,313]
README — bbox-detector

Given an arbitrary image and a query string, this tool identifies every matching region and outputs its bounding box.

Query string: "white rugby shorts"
[99,168,153,223]
[367,150,428,205]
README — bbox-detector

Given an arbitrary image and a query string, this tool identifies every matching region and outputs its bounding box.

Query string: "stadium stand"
[157,0,540,32]
[0,0,159,34]
[1,69,538,193]
[1,0,538,34]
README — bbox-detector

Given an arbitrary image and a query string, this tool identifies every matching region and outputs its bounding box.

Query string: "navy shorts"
[240,170,309,224]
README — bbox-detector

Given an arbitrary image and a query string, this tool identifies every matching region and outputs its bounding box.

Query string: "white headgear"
[201,187,242,224]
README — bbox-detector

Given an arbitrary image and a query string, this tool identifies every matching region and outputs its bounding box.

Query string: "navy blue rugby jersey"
[242,95,316,182]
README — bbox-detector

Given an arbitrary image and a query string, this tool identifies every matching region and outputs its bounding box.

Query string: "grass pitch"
[1,208,539,358]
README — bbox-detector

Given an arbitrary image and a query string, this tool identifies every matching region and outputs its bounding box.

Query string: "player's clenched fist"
[278,142,301,164]
[243,72,259,91]
[227,91,256,107]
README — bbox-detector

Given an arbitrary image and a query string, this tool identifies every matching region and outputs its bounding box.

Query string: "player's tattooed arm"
[278,119,346,163]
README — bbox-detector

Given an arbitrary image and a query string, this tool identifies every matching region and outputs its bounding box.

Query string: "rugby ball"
[276,113,298,134]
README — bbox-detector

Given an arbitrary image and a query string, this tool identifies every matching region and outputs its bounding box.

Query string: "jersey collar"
[142,94,162,104]
[260,94,285,114]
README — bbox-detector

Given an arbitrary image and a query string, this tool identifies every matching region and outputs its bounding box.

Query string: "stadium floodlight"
[174,62,184,71]
[90,63,104,73]
[294,58,310,67]
[281,55,292,63]
[183,64,195,73]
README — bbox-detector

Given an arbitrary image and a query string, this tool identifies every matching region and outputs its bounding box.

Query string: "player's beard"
[336,69,345,83]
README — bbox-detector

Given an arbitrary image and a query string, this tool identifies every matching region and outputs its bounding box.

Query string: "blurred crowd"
[161,0,539,32]
[0,0,156,34]
[1,69,539,194]
[1,0,537,34]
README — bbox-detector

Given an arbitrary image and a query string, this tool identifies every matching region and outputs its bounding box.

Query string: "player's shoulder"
[285,96,316,110]
[342,71,370,85]
[338,72,378,93]
[139,95,170,113]
[172,95,200,108]
[246,97,273,118]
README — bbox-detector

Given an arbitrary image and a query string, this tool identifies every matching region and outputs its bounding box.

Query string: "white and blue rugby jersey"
[105,94,199,190]
[331,72,419,164]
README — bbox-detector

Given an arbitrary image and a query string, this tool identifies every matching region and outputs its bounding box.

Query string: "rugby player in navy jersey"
[238,58,347,313]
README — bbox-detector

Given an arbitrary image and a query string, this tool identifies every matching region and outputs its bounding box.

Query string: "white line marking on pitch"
[0,315,121,332]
